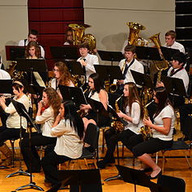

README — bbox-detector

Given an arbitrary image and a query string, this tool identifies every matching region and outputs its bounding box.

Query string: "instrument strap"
[170,67,184,77]
[123,59,135,78]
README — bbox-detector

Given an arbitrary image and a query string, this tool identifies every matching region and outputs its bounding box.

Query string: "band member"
[80,73,109,129]
[77,43,99,83]
[132,86,175,179]
[0,81,29,166]
[18,29,45,58]
[97,82,143,169]
[163,30,185,54]
[118,45,144,88]
[42,100,84,191]
[49,61,75,99]
[157,52,189,108]
[63,28,73,45]
[20,87,61,172]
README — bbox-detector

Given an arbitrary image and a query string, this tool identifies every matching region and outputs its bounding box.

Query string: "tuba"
[126,22,146,46]
[149,33,169,82]
[68,23,96,54]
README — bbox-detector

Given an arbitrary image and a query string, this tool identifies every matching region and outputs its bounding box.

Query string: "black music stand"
[0,80,13,94]
[58,169,102,192]
[50,46,79,61]
[15,58,47,86]
[161,47,180,61]
[116,165,159,192]
[5,46,25,61]
[94,65,124,83]
[6,100,43,191]
[136,46,162,61]
[59,85,87,109]
[65,61,85,76]
[97,50,124,66]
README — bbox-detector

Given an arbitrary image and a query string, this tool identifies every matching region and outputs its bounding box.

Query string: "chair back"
[157,175,185,192]
[84,123,99,151]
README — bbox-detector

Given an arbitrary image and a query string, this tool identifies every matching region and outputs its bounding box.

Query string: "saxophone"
[140,96,153,140]
[111,94,125,133]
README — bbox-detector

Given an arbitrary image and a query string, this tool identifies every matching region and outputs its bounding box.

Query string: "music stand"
[59,85,87,109]
[15,58,47,86]
[6,100,43,191]
[94,65,124,82]
[65,61,85,76]
[0,80,13,94]
[136,46,162,61]
[116,165,159,192]
[161,47,180,61]
[97,50,124,66]
[50,45,80,61]
[58,169,102,192]
[5,46,25,61]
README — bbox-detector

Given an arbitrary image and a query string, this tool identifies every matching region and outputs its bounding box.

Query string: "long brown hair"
[25,41,41,58]
[43,87,61,120]
[123,82,142,117]
[54,61,75,86]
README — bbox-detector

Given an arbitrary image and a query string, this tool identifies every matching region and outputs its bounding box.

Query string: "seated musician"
[42,100,84,191]
[157,52,189,108]
[20,87,61,173]
[63,28,73,46]
[0,81,29,166]
[118,45,144,90]
[24,41,46,87]
[49,61,75,99]
[18,29,45,58]
[97,82,143,169]
[80,73,110,129]
[132,86,175,179]
[77,43,99,86]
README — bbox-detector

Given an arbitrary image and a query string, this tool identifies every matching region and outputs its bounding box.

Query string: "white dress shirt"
[167,66,189,93]
[163,41,185,54]
[77,53,99,82]
[35,106,55,137]
[5,94,29,129]
[119,58,144,86]
[0,69,11,79]
[51,119,83,158]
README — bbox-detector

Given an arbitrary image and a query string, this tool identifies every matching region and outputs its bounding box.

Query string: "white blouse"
[152,105,175,141]
[124,102,143,134]
[5,94,29,129]
[51,119,83,159]
[35,106,55,137]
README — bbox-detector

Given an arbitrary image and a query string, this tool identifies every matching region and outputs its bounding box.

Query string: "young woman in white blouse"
[42,100,84,191]
[0,81,29,166]
[132,86,175,179]
[97,82,143,168]
[21,87,61,172]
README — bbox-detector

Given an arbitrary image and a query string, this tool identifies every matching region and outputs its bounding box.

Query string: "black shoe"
[141,167,153,172]
[97,160,107,169]
[25,169,41,173]
[149,170,162,180]
[46,182,61,192]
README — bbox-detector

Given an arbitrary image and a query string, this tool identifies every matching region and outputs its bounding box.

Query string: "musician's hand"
[79,59,87,66]
[143,118,153,127]
[80,104,91,110]
[117,111,125,118]
[38,100,43,109]
[156,81,164,88]
[0,96,5,104]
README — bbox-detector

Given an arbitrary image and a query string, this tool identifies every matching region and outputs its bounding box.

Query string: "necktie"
[170,68,175,76]
[123,64,129,79]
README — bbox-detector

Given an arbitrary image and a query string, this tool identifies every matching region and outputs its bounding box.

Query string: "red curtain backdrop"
[28,0,84,69]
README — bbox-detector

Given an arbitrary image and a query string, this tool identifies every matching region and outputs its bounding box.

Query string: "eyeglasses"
[53,69,59,72]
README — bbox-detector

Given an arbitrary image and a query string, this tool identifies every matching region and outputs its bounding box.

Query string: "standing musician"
[42,100,84,191]
[132,86,175,179]
[163,30,185,54]
[80,73,109,129]
[20,87,61,173]
[157,52,189,108]
[118,45,144,89]
[18,29,45,58]
[77,43,99,85]
[97,82,143,169]
[0,81,29,166]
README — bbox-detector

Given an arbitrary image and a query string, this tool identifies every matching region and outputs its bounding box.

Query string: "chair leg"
[10,140,15,168]
[162,151,165,173]
[183,150,192,169]
[116,142,120,165]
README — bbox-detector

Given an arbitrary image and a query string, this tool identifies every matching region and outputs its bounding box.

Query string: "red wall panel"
[28,0,84,69]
